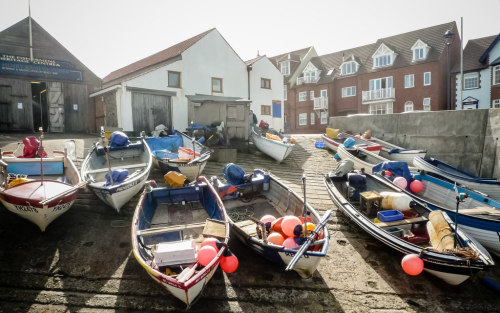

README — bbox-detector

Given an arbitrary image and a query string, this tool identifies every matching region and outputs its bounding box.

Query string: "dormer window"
[372,43,396,69]
[411,39,430,62]
[341,61,358,75]
[280,61,290,76]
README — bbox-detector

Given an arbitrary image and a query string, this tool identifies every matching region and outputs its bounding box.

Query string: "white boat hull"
[88,175,148,212]
[251,129,294,163]
[337,145,388,174]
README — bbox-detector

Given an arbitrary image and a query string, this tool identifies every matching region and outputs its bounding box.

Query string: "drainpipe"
[247,65,252,100]
[28,0,34,61]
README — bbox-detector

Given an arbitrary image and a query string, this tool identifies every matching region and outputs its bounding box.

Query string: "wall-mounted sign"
[73,104,78,111]
[17,102,22,109]
[0,53,83,81]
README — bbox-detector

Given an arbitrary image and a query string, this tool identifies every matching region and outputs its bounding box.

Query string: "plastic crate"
[377,210,404,222]
[385,227,404,237]
[153,240,197,266]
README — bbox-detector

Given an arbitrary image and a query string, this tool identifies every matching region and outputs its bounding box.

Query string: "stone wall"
[328,109,500,177]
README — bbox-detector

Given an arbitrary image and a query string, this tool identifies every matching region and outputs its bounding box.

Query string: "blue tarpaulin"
[372,161,412,185]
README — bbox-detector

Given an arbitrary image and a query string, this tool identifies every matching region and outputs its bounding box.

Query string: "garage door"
[131,93,172,133]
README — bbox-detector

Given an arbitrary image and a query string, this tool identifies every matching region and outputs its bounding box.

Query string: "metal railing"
[362,88,395,102]
[297,72,321,85]
[313,96,328,109]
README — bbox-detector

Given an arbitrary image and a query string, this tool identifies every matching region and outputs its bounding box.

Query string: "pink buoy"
[197,245,217,266]
[393,176,408,189]
[385,170,392,177]
[410,180,424,193]
[220,250,239,273]
[260,214,276,224]
[283,237,299,249]
[401,254,424,276]
[267,232,285,245]
[281,216,301,237]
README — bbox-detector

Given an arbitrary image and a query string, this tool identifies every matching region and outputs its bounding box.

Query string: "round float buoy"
[198,245,217,266]
[401,254,424,276]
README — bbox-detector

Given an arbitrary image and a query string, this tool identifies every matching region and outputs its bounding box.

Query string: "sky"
[1,0,499,78]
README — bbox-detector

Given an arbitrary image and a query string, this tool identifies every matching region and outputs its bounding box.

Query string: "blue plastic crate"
[377,210,404,222]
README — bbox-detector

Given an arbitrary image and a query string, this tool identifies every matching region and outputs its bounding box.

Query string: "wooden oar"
[302,174,308,240]
[187,151,210,165]
[285,209,331,271]
[177,262,199,283]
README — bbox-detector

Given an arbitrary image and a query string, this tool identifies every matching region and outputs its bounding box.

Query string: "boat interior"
[136,188,226,280]
[328,172,458,250]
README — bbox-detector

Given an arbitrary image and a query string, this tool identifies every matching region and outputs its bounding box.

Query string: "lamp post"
[40,89,46,130]
[443,30,455,111]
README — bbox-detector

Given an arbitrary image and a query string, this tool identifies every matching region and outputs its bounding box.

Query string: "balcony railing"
[362,88,395,103]
[314,96,328,110]
[297,71,321,85]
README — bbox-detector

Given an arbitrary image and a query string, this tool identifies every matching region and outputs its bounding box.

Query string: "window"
[404,74,414,88]
[341,61,357,75]
[310,90,314,100]
[281,61,290,76]
[423,98,431,111]
[299,92,307,101]
[424,72,431,86]
[404,101,414,112]
[310,112,315,125]
[299,113,307,126]
[321,89,327,98]
[321,111,328,124]
[375,55,392,68]
[464,72,479,89]
[212,77,223,93]
[342,86,356,97]
[494,65,500,85]
[369,103,393,115]
[261,105,271,115]
[284,85,287,100]
[413,48,424,61]
[492,99,500,109]
[369,77,393,90]
[261,78,271,89]
[168,71,181,88]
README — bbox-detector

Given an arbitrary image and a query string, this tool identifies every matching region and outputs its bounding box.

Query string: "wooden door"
[47,82,64,132]
[131,93,171,133]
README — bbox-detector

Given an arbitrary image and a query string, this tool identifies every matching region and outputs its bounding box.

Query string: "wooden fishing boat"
[146,132,211,182]
[368,136,426,164]
[391,171,500,258]
[251,127,294,163]
[81,133,152,212]
[131,177,230,308]
[337,144,389,174]
[0,132,84,231]
[214,166,330,278]
[324,165,494,285]
[322,132,382,154]
[413,156,500,201]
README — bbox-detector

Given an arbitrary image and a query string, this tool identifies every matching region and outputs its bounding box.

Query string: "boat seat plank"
[86,163,148,174]
[460,206,500,215]
[203,218,227,239]
[376,216,428,228]
[138,222,206,236]
[235,219,258,237]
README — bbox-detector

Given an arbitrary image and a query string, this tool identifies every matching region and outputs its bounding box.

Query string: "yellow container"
[164,171,187,188]
[326,128,339,139]
[265,133,281,141]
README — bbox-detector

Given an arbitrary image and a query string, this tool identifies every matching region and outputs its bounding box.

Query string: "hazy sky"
[1,0,499,78]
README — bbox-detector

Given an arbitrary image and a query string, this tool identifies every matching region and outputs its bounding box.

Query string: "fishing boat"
[0,130,84,231]
[337,144,389,174]
[214,164,330,278]
[387,169,500,258]
[322,131,382,154]
[131,177,230,308]
[324,161,494,285]
[146,131,211,182]
[368,136,426,164]
[251,127,294,163]
[81,131,152,212]
[413,155,500,201]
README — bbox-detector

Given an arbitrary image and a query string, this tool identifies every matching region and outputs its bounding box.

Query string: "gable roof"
[0,17,101,85]
[364,21,457,72]
[451,35,497,73]
[479,33,500,63]
[245,55,265,66]
[103,28,215,83]
[268,46,313,71]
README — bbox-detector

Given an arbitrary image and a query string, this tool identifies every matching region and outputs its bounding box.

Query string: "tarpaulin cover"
[146,136,183,154]
[104,169,129,186]
[372,161,412,184]
[223,163,246,185]
[109,132,131,148]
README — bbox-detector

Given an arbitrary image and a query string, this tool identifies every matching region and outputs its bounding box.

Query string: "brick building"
[270,21,461,133]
